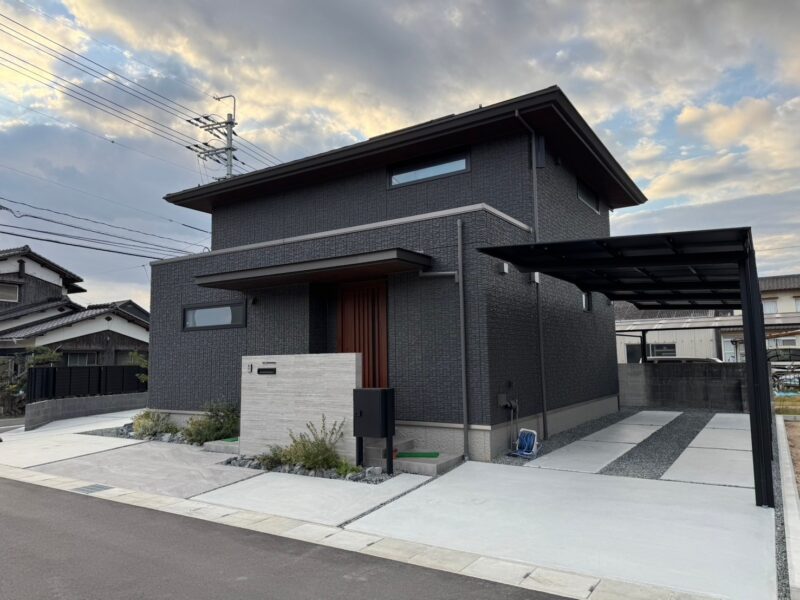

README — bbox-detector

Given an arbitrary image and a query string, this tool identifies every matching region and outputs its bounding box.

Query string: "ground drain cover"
[72,484,112,495]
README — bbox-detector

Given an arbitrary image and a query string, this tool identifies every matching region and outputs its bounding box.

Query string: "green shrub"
[256,445,287,470]
[335,458,362,478]
[182,404,240,445]
[132,409,178,438]
[283,415,344,470]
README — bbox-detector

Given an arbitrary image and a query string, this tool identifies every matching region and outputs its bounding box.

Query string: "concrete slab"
[32,441,258,498]
[193,471,429,527]
[521,567,599,599]
[460,556,533,585]
[0,433,141,468]
[661,447,754,488]
[525,441,635,473]
[706,413,750,430]
[689,427,752,451]
[582,423,661,444]
[618,411,682,427]
[347,461,775,599]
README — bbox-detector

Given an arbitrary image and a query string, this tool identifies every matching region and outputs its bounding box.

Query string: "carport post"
[739,247,774,507]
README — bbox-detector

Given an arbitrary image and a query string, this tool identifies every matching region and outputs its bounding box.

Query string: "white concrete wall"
[239,354,362,461]
[616,329,718,363]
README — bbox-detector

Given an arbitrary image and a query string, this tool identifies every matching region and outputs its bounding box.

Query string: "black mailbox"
[353,388,395,474]
[353,388,395,438]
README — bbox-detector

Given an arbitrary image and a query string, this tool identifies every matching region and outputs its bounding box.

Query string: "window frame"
[794,297,800,313]
[67,352,97,367]
[582,291,593,312]
[0,283,19,303]
[648,343,677,357]
[182,301,247,331]
[762,298,778,315]
[387,151,470,189]
[577,179,601,214]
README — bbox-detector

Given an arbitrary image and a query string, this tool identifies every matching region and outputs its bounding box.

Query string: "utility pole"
[185,95,237,180]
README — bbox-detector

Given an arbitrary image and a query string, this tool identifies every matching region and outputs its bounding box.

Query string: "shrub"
[183,404,240,445]
[256,445,287,470]
[335,458,362,478]
[283,415,344,470]
[132,409,178,438]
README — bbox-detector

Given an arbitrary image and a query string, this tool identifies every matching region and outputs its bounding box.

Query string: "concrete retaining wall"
[239,354,361,460]
[25,392,148,430]
[618,363,746,411]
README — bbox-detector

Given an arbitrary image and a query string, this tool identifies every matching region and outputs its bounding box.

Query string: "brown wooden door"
[337,280,388,388]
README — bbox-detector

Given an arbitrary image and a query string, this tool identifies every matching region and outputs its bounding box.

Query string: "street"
[0,478,560,600]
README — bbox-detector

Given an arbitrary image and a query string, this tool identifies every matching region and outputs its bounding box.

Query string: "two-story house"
[0,246,150,371]
[149,86,647,460]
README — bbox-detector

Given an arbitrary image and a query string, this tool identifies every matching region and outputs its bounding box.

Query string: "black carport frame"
[480,227,774,507]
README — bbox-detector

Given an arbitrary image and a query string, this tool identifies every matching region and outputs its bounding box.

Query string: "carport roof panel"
[479,227,751,310]
[195,248,432,290]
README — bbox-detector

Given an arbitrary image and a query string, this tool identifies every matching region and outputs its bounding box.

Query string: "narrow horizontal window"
[0,283,19,302]
[67,352,97,366]
[184,302,245,330]
[389,154,468,187]
[577,180,600,213]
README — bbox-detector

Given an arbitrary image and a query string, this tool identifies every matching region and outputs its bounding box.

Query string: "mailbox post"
[353,388,395,475]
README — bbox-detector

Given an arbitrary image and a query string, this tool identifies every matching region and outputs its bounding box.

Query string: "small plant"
[335,458,362,478]
[128,351,149,384]
[283,415,345,470]
[183,404,240,445]
[256,445,287,470]
[132,409,178,438]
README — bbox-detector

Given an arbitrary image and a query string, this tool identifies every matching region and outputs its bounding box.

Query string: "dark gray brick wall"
[211,135,533,250]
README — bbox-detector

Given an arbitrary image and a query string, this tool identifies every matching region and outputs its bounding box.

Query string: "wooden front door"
[337,280,388,388]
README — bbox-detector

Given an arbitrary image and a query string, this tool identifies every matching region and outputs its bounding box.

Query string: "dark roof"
[760,274,800,292]
[165,86,647,213]
[87,299,150,321]
[0,304,149,340]
[0,298,82,324]
[0,245,84,290]
[480,227,753,310]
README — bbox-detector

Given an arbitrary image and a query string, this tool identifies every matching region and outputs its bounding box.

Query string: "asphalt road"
[0,478,562,600]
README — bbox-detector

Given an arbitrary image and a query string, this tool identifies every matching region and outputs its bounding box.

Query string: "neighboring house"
[149,86,647,460]
[615,273,800,363]
[0,246,149,370]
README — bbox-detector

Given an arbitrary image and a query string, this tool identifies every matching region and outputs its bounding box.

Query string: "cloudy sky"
[0,0,798,309]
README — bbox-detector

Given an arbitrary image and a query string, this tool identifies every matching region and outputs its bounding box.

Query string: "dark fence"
[26,365,147,402]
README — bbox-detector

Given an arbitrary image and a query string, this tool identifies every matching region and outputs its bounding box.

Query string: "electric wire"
[0,228,165,259]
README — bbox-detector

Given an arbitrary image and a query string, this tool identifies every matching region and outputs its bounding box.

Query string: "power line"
[0,203,192,254]
[0,195,208,249]
[0,96,199,174]
[0,228,165,259]
[0,164,210,234]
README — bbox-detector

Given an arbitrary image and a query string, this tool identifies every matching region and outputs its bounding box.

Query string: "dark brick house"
[0,246,149,369]
[149,86,646,460]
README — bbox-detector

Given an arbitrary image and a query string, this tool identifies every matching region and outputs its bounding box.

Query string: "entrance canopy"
[195,249,431,290]
[480,227,775,507]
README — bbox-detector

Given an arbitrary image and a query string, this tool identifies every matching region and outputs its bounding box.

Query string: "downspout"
[457,218,469,460]
[515,110,549,439]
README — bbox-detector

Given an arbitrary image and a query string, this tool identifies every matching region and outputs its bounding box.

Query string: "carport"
[480,226,774,507]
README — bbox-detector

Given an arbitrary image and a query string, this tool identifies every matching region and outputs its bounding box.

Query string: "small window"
[115,350,148,365]
[389,154,468,187]
[582,291,592,312]
[780,338,796,347]
[763,299,778,314]
[648,343,676,357]
[0,283,19,302]
[184,302,245,330]
[67,352,97,366]
[577,180,600,213]
[794,297,800,312]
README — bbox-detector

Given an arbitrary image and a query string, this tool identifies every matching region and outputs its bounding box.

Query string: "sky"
[0,0,798,309]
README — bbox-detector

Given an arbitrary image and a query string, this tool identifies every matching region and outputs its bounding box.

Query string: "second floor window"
[389,153,469,187]
[0,283,19,302]
[763,299,778,314]
[184,302,246,330]
[577,180,600,213]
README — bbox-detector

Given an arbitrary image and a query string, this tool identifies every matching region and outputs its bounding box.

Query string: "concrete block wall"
[618,363,746,411]
[25,391,148,430]
[239,354,361,460]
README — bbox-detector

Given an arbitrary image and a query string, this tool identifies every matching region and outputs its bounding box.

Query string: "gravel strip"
[598,410,713,479]
[492,408,636,466]
[775,416,790,600]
